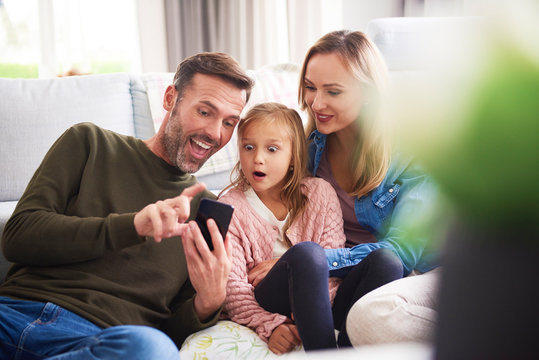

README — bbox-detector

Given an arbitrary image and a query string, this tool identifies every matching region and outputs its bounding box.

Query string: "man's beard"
[163,109,218,173]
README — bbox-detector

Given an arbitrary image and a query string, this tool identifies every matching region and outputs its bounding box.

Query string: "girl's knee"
[283,242,328,276]
[290,241,325,258]
[287,242,326,265]
[369,249,403,277]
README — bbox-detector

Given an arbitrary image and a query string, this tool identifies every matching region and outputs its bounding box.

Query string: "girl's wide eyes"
[242,144,278,152]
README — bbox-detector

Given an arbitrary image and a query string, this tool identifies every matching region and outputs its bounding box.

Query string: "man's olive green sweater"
[0,122,218,346]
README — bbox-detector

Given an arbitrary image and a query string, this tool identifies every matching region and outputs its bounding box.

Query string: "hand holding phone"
[194,198,234,251]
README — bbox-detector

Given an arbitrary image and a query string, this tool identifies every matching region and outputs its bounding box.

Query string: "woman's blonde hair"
[299,30,391,199]
[220,102,307,247]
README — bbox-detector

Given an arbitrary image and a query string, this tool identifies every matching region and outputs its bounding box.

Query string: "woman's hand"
[268,323,301,354]
[248,258,279,287]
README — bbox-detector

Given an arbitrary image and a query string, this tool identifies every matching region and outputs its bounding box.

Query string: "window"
[0,0,39,78]
[0,0,141,78]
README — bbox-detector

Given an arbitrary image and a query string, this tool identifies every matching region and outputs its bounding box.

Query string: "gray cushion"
[0,201,16,282]
[0,73,154,202]
[366,16,482,72]
[0,201,16,236]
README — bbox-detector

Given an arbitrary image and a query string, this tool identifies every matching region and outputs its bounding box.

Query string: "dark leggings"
[333,248,404,346]
[254,243,403,350]
[254,242,335,351]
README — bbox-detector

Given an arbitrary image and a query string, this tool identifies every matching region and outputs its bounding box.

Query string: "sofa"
[0,16,479,359]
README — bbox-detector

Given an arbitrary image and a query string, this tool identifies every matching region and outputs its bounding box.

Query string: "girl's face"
[303,52,364,135]
[239,120,293,201]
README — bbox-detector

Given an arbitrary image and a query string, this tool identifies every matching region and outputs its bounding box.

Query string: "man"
[0,52,253,359]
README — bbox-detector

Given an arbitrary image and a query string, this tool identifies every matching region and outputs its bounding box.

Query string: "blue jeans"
[0,297,179,360]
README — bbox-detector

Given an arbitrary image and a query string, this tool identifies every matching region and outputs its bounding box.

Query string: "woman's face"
[303,52,364,135]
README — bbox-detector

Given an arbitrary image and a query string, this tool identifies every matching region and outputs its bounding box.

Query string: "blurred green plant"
[0,60,131,79]
[390,17,539,230]
[0,63,38,78]
[426,41,539,226]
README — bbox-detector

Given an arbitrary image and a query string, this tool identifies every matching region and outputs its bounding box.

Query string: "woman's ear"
[163,85,177,111]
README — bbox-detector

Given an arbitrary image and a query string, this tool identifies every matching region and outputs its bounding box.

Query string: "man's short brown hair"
[173,52,254,102]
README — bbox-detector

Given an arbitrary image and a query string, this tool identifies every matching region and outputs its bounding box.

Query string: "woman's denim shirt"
[308,130,439,275]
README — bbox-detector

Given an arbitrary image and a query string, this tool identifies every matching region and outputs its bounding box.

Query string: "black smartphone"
[194,198,234,251]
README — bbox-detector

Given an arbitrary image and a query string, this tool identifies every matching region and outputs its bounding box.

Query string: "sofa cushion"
[0,201,16,280]
[366,16,482,74]
[0,73,154,202]
[0,201,16,236]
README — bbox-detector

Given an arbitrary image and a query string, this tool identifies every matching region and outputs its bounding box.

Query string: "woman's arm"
[326,168,439,275]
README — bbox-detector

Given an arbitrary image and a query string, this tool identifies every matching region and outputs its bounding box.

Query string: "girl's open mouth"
[253,171,266,180]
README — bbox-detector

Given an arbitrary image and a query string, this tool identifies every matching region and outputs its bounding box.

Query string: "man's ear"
[163,85,177,111]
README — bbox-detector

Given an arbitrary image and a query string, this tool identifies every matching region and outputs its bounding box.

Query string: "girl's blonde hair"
[299,30,391,199]
[220,102,307,247]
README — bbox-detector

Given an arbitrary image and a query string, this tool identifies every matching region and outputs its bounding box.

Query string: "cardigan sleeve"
[220,192,288,342]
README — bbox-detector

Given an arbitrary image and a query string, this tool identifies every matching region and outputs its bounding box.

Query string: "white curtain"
[164,0,292,71]
[163,0,480,72]
[164,0,348,70]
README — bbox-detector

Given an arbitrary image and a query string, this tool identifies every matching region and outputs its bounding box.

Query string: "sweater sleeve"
[220,193,288,342]
[2,124,143,266]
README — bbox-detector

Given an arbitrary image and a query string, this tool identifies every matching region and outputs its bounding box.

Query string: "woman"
[298,30,440,346]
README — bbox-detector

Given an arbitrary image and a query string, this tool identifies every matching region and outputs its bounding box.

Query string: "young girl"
[218,102,346,354]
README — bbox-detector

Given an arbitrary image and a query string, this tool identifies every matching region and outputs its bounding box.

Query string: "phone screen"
[194,198,234,250]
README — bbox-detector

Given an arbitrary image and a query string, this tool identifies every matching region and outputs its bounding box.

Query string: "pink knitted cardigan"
[219,177,346,342]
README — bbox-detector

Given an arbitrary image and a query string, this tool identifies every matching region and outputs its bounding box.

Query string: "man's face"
[163,73,247,173]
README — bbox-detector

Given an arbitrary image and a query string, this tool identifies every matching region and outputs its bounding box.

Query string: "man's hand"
[248,258,278,287]
[134,183,206,243]
[182,217,232,321]
[268,323,301,354]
